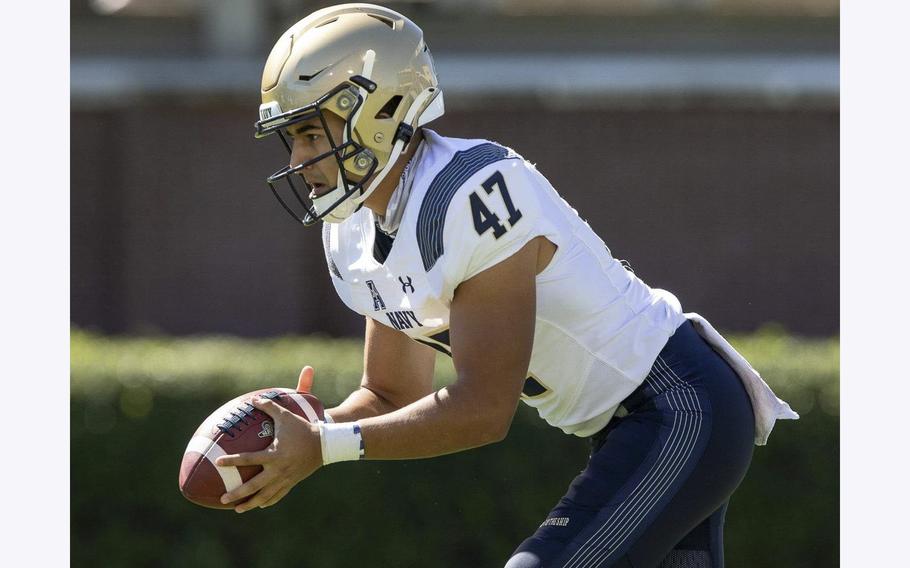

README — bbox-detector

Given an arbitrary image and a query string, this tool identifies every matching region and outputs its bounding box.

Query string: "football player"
[215,4,797,567]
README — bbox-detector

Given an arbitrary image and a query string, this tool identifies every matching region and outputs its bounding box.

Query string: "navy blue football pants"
[505,321,755,568]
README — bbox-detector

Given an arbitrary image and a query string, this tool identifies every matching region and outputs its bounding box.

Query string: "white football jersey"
[323,130,686,436]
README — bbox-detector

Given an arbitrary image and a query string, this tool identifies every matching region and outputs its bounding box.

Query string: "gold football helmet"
[255,3,444,225]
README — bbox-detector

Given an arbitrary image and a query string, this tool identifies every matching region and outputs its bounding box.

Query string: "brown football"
[178,387,325,509]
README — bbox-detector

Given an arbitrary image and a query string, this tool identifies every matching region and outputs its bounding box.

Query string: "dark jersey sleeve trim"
[416,143,516,272]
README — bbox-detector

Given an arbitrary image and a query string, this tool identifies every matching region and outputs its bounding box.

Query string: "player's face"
[286,111,347,197]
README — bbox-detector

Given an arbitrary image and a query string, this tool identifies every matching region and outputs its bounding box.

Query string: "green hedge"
[71,328,838,567]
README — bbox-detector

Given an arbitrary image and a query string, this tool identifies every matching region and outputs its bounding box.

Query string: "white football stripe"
[185,435,243,492]
[185,435,214,455]
[287,393,319,422]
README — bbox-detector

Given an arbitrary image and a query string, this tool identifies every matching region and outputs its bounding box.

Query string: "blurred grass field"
[71,327,838,567]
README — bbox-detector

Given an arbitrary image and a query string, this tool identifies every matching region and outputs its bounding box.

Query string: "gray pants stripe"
[561,356,704,567]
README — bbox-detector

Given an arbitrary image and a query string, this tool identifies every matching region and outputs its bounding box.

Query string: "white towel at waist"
[685,313,799,446]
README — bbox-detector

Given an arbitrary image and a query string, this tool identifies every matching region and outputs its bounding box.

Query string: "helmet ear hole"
[375,95,403,120]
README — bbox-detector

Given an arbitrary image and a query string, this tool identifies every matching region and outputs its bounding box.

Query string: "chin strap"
[354,86,442,204]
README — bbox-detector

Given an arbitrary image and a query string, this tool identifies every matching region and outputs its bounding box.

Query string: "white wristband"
[318,422,364,465]
[322,412,335,424]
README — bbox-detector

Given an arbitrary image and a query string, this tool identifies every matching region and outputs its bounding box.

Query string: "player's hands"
[215,367,323,513]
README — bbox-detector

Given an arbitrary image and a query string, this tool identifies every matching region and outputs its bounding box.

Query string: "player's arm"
[354,236,542,458]
[325,316,437,422]
[216,160,553,511]
[216,237,543,512]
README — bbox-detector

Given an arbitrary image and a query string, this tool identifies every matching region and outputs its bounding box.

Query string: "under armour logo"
[366,280,387,311]
[258,421,274,439]
[399,276,415,294]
